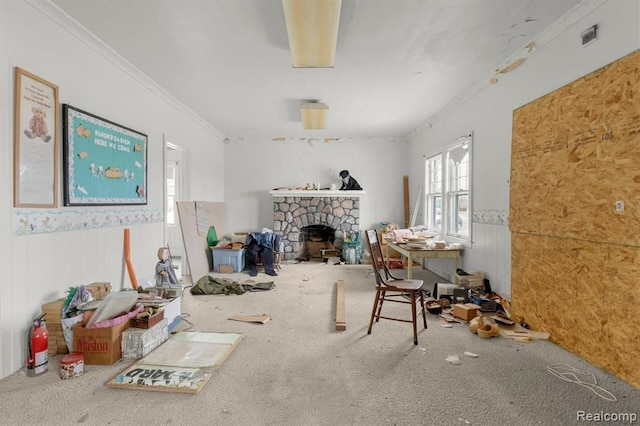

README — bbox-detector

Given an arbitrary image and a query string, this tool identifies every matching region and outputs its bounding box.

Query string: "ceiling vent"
[581,24,598,46]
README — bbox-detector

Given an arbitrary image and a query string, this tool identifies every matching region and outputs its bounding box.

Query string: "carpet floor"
[0,262,638,426]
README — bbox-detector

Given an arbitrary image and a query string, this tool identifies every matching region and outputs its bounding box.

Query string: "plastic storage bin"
[211,248,245,272]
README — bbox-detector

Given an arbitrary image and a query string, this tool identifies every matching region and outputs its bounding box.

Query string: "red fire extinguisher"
[26,313,49,377]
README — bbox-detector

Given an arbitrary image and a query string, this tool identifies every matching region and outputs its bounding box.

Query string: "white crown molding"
[27,0,226,140]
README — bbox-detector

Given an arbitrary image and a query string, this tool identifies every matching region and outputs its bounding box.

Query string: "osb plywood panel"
[512,233,640,388]
[511,49,640,245]
[510,50,640,389]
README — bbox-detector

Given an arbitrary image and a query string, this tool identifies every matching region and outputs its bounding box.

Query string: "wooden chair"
[364,229,427,345]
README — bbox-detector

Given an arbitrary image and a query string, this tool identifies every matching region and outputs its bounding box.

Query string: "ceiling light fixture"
[282,0,342,68]
[301,102,328,129]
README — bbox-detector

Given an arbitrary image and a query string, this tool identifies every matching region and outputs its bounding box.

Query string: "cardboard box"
[130,309,164,329]
[162,297,182,331]
[455,272,484,287]
[377,232,404,259]
[41,298,64,317]
[452,303,481,321]
[73,320,130,365]
[42,299,66,355]
[231,232,249,244]
[122,318,169,359]
[218,264,235,274]
[85,282,112,300]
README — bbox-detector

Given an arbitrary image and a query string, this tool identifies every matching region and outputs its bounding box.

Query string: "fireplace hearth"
[296,224,336,261]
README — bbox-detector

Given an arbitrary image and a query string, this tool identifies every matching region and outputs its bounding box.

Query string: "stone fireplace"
[270,190,364,261]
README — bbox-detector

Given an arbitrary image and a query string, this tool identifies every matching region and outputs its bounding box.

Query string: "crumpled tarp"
[191,276,246,295]
[242,281,275,291]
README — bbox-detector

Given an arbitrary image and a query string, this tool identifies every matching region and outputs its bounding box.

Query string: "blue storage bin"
[211,248,245,272]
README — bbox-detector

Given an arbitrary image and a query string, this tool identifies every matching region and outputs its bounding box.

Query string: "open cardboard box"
[73,320,130,365]
[130,309,164,329]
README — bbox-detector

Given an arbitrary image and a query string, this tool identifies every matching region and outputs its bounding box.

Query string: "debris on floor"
[446,354,461,365]
[430,280,551,344]
[228,314,271,324]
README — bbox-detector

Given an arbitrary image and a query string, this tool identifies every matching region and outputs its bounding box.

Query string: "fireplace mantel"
[270,189,364,197]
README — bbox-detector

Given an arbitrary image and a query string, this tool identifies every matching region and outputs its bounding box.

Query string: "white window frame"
[425,134,472,241]
[424,154,443,231]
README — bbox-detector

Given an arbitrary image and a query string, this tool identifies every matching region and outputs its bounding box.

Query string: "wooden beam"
[335,280,346,331]
[403,176,410,228]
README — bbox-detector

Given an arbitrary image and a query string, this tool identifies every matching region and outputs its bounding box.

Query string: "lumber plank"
[335,280,346,331]
[403,176,410,228]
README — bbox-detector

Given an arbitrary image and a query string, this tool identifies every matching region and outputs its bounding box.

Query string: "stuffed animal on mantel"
[338,170,362,190]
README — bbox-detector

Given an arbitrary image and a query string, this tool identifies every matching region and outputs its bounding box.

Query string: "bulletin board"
[62,104,148,206]
[510,49,640,388]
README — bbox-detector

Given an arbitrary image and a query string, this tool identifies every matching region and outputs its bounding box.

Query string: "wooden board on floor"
[335,280,346,331]
[228,314,271,324]
[107,331,244,394]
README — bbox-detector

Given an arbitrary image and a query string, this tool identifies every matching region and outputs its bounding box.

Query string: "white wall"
[223,136,410,234]
[0,1,225,379]
[407,0,640,298]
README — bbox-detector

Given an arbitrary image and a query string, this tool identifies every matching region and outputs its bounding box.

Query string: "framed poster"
[13,67,59,207]
[63,104,148,206]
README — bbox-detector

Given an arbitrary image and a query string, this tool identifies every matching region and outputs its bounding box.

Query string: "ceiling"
[49,0,583,141]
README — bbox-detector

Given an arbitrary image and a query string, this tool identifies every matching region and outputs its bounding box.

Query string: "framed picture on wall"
[13,67,59,207]
[62,104,148,206]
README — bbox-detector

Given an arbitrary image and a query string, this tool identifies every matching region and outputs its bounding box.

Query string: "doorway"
[166,141,188,278]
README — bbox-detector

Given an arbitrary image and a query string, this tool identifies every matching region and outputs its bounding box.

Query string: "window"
[425,154,442,230]
[425,135,471,240]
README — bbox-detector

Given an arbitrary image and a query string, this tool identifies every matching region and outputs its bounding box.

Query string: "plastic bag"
[61,314,84,353]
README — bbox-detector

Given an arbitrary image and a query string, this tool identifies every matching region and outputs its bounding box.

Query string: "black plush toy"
[339,170,362,190]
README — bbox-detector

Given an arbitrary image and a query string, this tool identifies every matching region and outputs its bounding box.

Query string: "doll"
[155,247,179,286]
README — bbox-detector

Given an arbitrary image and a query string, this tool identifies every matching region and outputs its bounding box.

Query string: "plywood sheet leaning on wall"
[510,49,640,389]
[177,201,228,282]
[511,233,640,388]
[511,49,640,246]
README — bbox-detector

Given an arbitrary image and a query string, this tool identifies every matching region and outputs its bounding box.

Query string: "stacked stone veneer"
[273,196,360,260]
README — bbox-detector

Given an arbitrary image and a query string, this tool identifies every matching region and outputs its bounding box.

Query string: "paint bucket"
[59,352,85,380]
